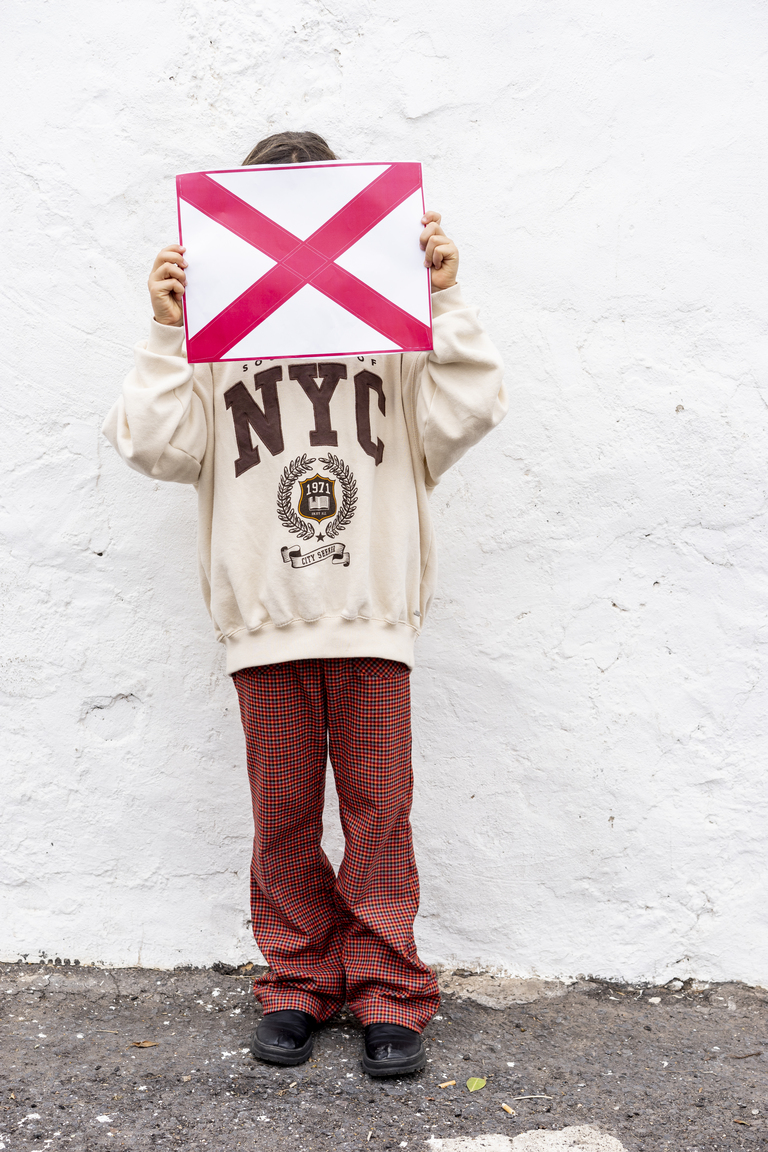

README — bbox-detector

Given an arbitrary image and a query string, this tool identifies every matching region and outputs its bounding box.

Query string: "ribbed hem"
[224,616,418,675]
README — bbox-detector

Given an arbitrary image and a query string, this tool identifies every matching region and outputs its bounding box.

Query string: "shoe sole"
[362,1045,427,1078]
[250,1033,314,1066]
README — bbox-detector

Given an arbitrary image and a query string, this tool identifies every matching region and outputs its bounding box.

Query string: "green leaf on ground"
[466,1077,486,1092]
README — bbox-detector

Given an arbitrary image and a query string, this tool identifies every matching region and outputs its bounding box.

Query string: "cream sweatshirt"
[102,285,506,672]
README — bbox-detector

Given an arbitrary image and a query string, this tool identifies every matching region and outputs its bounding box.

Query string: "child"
[103,130,506,1077]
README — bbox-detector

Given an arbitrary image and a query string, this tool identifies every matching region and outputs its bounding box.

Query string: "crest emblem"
[298,474,337,523]
[277,454,358,551]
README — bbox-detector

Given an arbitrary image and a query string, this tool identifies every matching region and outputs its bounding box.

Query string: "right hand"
[149,244,187,326]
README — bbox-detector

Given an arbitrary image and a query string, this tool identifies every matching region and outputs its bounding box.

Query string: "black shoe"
[250,1009,317,1066]
[362,1022,426,1077]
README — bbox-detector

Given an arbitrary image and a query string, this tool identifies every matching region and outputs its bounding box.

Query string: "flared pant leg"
[233,657,439,1031]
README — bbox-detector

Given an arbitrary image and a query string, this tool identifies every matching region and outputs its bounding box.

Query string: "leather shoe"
[362,1022,426,1077]
[250,1009,317,1066]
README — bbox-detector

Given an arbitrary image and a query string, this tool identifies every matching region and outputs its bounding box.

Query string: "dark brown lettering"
[289,362,346,447]
[224,366,284,477]
[354,370,386,465]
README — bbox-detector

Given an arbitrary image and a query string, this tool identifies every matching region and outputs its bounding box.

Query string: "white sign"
[176,161,432,363]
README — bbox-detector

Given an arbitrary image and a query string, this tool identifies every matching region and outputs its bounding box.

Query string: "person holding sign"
[103,131,506,1077]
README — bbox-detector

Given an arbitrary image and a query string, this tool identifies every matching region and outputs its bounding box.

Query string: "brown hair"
[242,131,337,166]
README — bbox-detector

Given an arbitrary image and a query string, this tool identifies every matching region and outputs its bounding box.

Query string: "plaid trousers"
[232,657,440,1032]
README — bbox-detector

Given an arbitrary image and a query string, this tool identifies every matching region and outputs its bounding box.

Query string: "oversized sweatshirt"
[102,284,506,672]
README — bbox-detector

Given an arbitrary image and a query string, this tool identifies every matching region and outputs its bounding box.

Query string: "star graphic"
[316,532,325,542]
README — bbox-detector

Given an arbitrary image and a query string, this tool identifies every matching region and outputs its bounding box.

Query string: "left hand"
[420,210,459,292]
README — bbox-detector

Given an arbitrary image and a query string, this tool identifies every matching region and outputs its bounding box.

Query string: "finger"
[419,221,445,249]
[149,282,185,304]
[150,262,187,285]
[425,234,455,258]
[421,210,442,227]
[163,261,187,283]
[153,247,187,271]
[152,276,185,297]
[426,242,458,273]
[153,253,187,273]
[423,222,445,235]
[424,235,455,265]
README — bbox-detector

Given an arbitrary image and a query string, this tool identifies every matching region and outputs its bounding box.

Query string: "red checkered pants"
[232,657,440,1032]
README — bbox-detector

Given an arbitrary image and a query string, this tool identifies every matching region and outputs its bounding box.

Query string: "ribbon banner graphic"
[177,161,432,363]
[282,543,350,569]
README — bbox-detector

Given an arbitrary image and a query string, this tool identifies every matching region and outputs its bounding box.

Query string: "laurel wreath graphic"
[318,454,358,539]
[277,455,317,540]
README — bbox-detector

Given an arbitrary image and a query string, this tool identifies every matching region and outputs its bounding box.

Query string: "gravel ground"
[0,962,766,1151]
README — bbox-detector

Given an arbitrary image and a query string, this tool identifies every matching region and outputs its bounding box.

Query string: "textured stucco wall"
[2,0,768,982]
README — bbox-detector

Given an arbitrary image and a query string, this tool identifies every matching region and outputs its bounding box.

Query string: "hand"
[148,244,187,326]
[420,211,459,292]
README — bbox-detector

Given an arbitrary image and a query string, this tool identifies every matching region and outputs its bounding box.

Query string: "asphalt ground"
[0,962,766,1151]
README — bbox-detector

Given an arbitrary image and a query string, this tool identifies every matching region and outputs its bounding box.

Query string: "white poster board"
[176,161,432,363]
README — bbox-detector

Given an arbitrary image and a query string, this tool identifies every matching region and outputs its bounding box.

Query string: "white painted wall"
[3,0,768,984]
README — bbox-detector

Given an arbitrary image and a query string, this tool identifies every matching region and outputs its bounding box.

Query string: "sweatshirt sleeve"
[402,284,507,486]
[101,320,210,484]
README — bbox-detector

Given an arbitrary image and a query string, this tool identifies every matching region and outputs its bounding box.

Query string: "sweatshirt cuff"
[430,283,466,317]
[146,318,186,355]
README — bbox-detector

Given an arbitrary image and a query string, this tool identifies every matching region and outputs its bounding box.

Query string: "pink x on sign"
[176,161,433,364]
